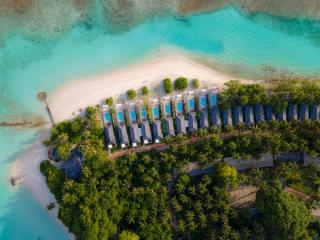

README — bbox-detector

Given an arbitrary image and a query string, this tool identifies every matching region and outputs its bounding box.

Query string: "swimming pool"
[130,109,137,122]
[140,107,147,120]
[199,95,207,109]
[104,112,111,123]
[188,98,195,111]
[165,103,171,115]
[176,101,183,114]
[117,111,124,122]
[210,94,217,106]
[153,106,160,119]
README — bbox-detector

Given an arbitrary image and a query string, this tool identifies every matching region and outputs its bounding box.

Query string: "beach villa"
[128,103,140,147]
[102,105,116,149]
[198,90,209,129]
[162,97,175,137]
[187,92,198,132]
[151,101,163,143]
[115,105,129,148]
[175,95,186,135]
[139,106,152,144]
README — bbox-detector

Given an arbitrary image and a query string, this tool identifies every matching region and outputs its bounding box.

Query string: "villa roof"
[129,123,140,145]
[232,106,243,125]
[152,119,163,140]
[104,125,116,146]
[164,117,175,137]
[244,106,254,126]
[254,104,265,124]
[265,105,275,121]
[287,102,298,121]
[199,110,209,129]
[276,109,287,121]
[211,106,221,127]
[61,149,83,180]
[298,103,309,121]
[310,104,319,121]
[176,115,186,134]
[117,124,129,145]
[222,109,232,127]
[188,112,198,132]
[141,120,152,141]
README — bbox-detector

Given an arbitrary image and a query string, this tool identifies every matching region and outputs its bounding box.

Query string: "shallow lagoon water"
[1,6,320,239]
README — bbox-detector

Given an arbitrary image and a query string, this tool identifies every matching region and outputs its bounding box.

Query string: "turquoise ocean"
[1,6,320,239]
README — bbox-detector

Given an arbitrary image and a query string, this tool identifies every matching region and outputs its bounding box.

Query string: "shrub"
[127,89,137,99]
[192,79,200,89]
[106,97,113,107]
[141,86,149,96]
[174,77,188,91]
[163,78,173,94]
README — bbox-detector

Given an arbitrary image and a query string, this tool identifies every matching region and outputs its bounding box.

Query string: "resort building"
[115,105,129,148]
[222,109,232,127]
[139,106,152,144]
[175,95,186,135]
[209,89,221,127]
[276,109,287,121]
[128,103,140,147]
[102,105,116,149]
[198,90,209,129]
[232,106,243,126]
[151,100,163,143]
[187,92,198,133]
[254,104,265,124]
[298,104,309,121]
[310,104,320,121]
[287,102,298,121]
[265,105,275,121]
[162,97,175,137]
[244,106,254,126]
[61,149,84,180]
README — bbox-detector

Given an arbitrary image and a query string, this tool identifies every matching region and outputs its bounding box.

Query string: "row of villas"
[101,89,320,149]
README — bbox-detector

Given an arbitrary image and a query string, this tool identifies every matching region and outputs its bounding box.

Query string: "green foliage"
[47,202,56,210]
[219,80,266,109]
[106,97,113,106]
[192,79,200,89]
[119,231,140,240]
[141,86,149,96]
[40,160,65,199]
[174,77,188,91]
[127,89,137,99]
[163,78,173,94]
[256,184,312,240]
[214,163,238,189]
[173,172,239,239]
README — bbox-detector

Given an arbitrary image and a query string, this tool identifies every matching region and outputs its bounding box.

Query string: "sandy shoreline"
[10,49,249,239]
[49,49,249,122]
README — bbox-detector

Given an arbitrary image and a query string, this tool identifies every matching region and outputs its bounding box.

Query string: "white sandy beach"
[50,49,249,122]
[10,49,249,239]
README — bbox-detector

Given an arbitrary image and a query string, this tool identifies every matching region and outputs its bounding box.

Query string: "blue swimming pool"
[210,94,217,106]
[188,98,195,110]
[153,106,160,119]
[104,112,111,123]
[199,96,207,109]
[117,111,124,122]
[165,103,171,115]
[176,101,183,113]
[130,109,137,122]
[140,107,147,120]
